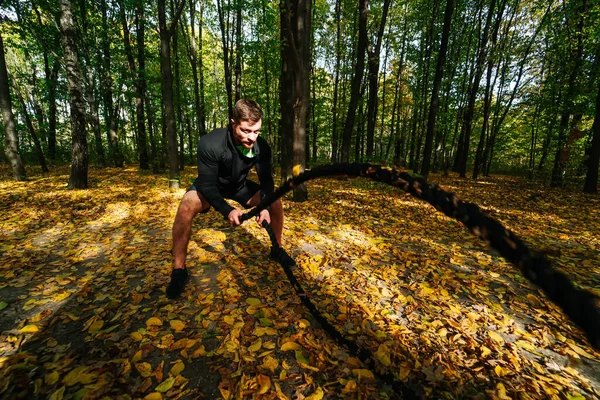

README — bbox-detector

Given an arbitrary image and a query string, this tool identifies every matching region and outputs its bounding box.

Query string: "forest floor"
[0,164,599,400]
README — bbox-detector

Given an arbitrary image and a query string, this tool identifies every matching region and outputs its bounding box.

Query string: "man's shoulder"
[199,127,229,151]
[256,136,271,151]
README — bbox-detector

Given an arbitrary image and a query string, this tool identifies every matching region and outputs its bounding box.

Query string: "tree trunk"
[457,0,496,178]
[420,0,454,178]
[101,0,124,167]
[330,0,342,162]
[216,0,234,120]
[341,0,368,162]
[365,0,391,160]
[80,0,106,168]
[158,0,187,188]
[10,71,49,172]
[234,0,242,101]
[280,0,311,201]
[0,33,26,180]
[551,0,586,186]
[189,0,206,137]
[59,0,88,189]
[583,82,600,193]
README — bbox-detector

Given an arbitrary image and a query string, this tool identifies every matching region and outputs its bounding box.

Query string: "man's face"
[231,119,262,149]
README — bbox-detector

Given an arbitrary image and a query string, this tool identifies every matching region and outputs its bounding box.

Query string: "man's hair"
[232,99,263,123]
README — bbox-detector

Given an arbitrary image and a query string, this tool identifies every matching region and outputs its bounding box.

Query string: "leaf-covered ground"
[1,165,599,399]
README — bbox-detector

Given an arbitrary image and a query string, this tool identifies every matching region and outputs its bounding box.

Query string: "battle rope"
[262,221,420,399]
[241,163,600,350]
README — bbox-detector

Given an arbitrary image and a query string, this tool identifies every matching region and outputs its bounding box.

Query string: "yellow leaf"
[567,342,596,359]
[143,393,163,400]
[170,360,185,377]
[136,362,153,377]
[495,365,506,377]
[481,346,492,358]
[305,386,324,400]
[49,386,65,400]
[20,324,39,333]
[248,338,262,353]
[374,344,391,367]
[488,331,504,344]
[88,319,104,335]
[219,381,231,400]
[257,375,271,394]
[352,369,375,381]
[246,298,261,306]
[223,315,235,325]
[261,356,278,374]
[131,332,143,341]
[63,367,87,386]
[155,377,175,393]
[281,341,302,351]
[292,165,302,177]
[399,362,411,380]
[45,371,60,385]
[131,350,143,364]
[169,320,185,332]
[342,380,357,394]
[146,317,163,327]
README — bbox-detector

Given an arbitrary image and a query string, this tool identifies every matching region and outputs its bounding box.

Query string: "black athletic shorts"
[187,180,261,214]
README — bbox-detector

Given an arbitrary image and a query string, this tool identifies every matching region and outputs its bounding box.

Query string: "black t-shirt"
[193,126,274,218]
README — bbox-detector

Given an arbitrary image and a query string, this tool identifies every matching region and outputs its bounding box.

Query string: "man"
[167,99,295,299]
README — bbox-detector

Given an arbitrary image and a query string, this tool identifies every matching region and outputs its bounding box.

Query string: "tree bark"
[158,0,187,188]
[0,33,26,180]
[420,0,454,178]
[188,0,206,138]
[280,0,311,201]
[101,0,124,167]
[59,0,89,189]
[365,0,391,160]
[584,82,600,193]
[216,0,234,120]
[10,71,49,172]
[341,0,368,162]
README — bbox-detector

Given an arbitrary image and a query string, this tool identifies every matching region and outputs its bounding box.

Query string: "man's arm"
[196,141,234,219]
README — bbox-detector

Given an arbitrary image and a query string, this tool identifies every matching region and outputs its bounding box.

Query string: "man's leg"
[247,193,294,266]
[168,190,209,298]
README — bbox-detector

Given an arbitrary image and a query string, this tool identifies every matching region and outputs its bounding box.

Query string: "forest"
[1,0,600,399]
[0,0,598,192]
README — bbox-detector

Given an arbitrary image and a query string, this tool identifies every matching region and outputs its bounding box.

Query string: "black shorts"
[187,180,261,213]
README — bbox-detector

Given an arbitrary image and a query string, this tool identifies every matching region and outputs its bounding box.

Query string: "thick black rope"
[242,163,600,350]
[262,221,420,399]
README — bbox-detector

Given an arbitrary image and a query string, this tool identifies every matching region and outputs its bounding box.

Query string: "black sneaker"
[166,268,189,299]
[270,247,296,267]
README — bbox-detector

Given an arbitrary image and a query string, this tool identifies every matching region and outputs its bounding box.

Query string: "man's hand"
[228,209,244,226]
[256,209,271,226]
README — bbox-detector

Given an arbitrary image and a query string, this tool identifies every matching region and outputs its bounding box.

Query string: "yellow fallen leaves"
[488,330,504,344]
[257,374,271,394]
[281,341,302,351]
[19,324,39,333]
[146,317,163,327]
[136,362,153,377]
[155,376,175,392]
[169,319,185,332]
[246,298,261,306]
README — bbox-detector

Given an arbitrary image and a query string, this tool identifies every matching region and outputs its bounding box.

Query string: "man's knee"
[178,191,208,218]
[271,198,283,213]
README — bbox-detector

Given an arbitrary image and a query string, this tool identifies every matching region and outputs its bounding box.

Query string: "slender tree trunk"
[330,0,342,162]
[341,0,368,162]
[189,0,206,137]
[172,0,185,171]
[59,0,88,189]
[101,0,123,167]
[216,0,234,119]
[584,82,600,193]
[234,0,242,101]
[420,0,454,178]
[10,72,49,172]
[365,0,391,160]
[159,0,187,188]
[47,60,59,160]
[0,33,26,180]
[280,0,311,201]
[147,98,159,173]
